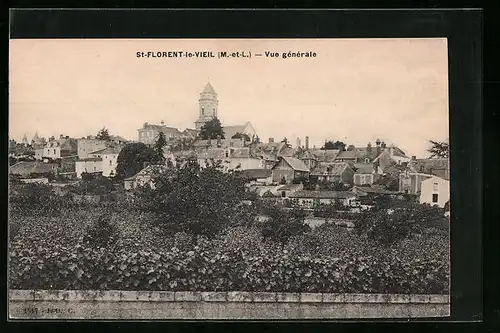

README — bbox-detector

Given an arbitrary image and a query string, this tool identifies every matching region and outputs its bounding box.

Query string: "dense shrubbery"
[9,165,450,294]
[9,230,449,293]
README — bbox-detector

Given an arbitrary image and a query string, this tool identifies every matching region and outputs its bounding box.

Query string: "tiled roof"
[90,146,123,155]
[197,148,226,160]
[310,149,340,162]
[409,158,450,180]
[311,162,349,176]
[335,150,357,160]
[353,147,380,160]
[352,186,399,195]
[10,161,58,176]
[279,156,309,172]
[297,149,317,160]
[353,163,375,174]
[279,147,298,157]
[239,169,272,179]
[223,124,248,140]
[140,124,183,136]
[124,165,169,181]
[289,190,356,199]
[77,157,102,162]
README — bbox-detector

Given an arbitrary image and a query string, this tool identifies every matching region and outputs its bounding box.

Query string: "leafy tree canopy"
[199,118,225,140]
[231,132,251,141]
[134,160,251,239]
[116,142,156,179]
[321,140,346,151]
[427,140,449,158]
[96,127,111,141]
[153,132,167,164]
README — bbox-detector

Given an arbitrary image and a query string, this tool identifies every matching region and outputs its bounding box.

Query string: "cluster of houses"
[10,82,450,211]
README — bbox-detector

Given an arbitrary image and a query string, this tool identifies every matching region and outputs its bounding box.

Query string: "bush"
[83,214,120,248]
[9,237,449,293]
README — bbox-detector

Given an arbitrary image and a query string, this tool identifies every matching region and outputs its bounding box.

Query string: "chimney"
[376,138,381,147]
[296,137,301,148]
[381,141,387,149]
[269,137,274,143]
[305,136,309,150]
[217,134,222,147]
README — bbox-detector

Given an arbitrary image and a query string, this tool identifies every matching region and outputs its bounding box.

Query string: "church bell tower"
[195,82,219,130]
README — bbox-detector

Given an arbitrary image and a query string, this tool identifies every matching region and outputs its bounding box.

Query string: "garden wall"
[9,290,450,320]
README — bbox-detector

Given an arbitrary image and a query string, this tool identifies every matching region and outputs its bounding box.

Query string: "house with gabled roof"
[310,162,354,184]
[124,164,170,191]
[271,156,310,184]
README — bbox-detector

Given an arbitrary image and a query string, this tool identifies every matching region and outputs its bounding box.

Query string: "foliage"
[83,213,120,248]
[153,132,167,165]
[116,142,156,179]
[355,202,447,246]
[231,132,251,141]
[134,160,250,239]
[281,137,291,148]
[321,140,346,151]
[427,140,449,158]
[9,234,449,293]
[96,127,111,141]
[9,183,69,217]
[199,118,225,140]
[68,177,115,195]
[257,202,310,247]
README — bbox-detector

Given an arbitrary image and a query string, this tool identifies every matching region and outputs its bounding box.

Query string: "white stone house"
[419,176,450,208]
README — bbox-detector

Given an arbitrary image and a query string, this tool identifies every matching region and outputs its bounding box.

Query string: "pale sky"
[9,38,449,157]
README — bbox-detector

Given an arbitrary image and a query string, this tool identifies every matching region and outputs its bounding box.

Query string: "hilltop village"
[9,83,450,209]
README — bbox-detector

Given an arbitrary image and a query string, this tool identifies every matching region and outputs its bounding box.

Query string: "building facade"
[419,176,450,208]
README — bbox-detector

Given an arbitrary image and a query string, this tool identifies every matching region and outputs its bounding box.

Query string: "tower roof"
[202,82,216,94]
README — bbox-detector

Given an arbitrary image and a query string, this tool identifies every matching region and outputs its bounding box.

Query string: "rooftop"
[288,190,356,199]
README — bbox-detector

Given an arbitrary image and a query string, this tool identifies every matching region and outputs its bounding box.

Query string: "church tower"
[195,82,219,130]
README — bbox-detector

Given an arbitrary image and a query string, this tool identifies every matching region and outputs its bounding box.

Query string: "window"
[432,193,439,203]
[365,158,369,163]
[53,149,56,155]
[281,191,286,198]
[93,167,96,171]
[109,160,112,166]
[433,182,439,191]
[201,108,205,116]
[420,166,425,172]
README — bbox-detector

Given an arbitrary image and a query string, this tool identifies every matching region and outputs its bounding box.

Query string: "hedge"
[9,239,449,294]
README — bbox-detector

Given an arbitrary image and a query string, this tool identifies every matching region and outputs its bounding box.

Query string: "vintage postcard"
[9,38,450,320]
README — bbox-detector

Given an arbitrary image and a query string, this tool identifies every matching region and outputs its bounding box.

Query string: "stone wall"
[9,290,450,320]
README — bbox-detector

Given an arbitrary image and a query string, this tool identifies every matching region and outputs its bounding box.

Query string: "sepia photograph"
[9,38,451,320]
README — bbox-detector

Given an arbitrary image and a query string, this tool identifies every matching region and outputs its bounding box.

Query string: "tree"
[321,140,346,151]
[355,202,446,246]
[115,142,156,179]
[427,140,449,158]
[281,137,291,148]
[96,127,111,141]
[257,202,310,248]
[199,118,225,140]
[232,132,251,141]
[134,160,250,240]
[153,132,167,164]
